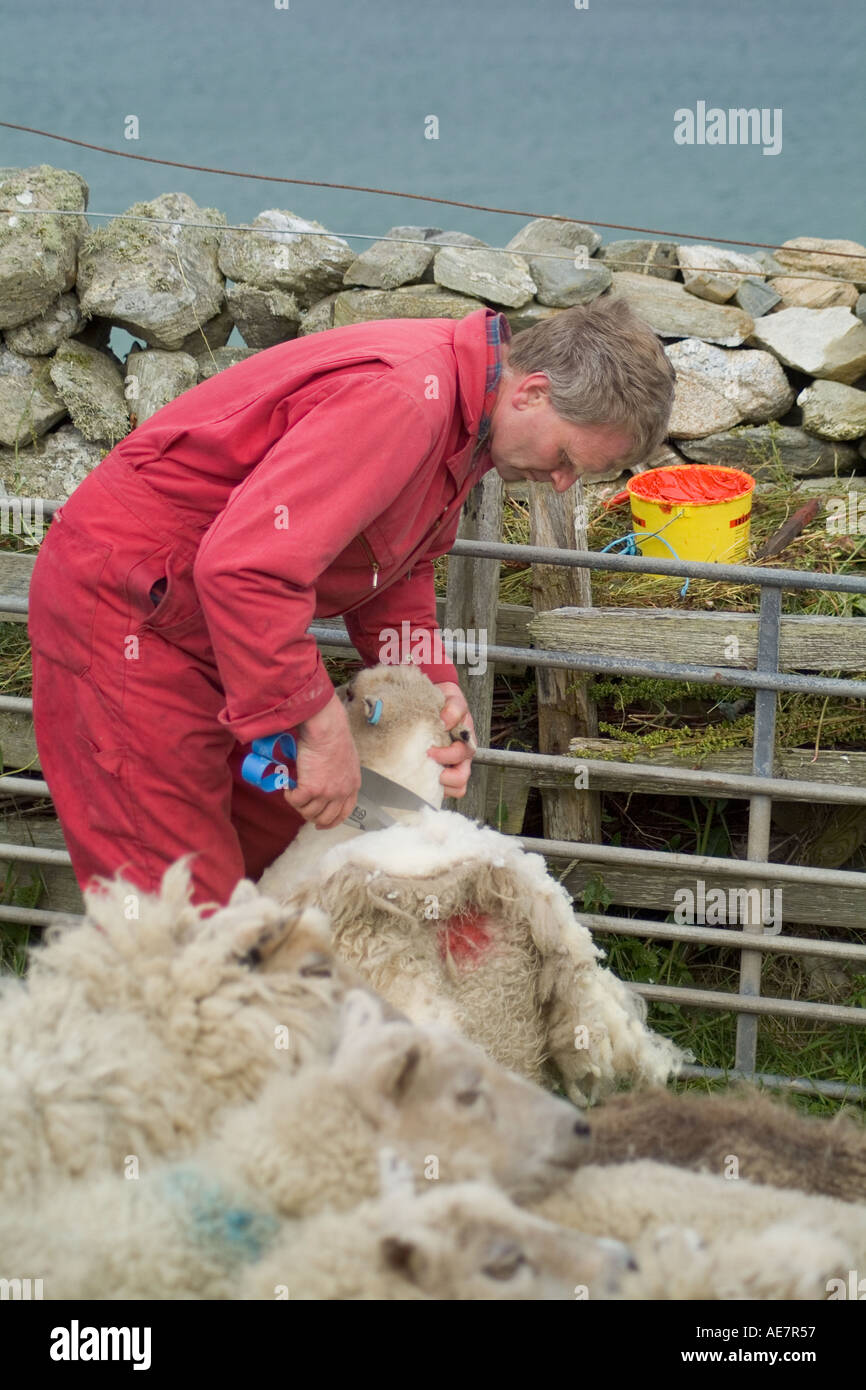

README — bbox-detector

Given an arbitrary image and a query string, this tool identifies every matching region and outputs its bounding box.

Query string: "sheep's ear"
[228,877,259,907]
[371,1039,423,1103]
[334,989,386,1053]
[232,903,331,969]
[450,720,478,752]
[381,1236,421,1283]
[363,696,382,725]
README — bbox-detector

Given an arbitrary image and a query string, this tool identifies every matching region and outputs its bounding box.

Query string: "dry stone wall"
[1,163,865,501]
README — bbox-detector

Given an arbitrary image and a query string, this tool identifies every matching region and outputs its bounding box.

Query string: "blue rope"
[600,512,690,598]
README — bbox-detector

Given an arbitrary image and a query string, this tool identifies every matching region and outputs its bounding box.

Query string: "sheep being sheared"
[0,859,368,1200]
[259,662,476,893]
[259,663,685,1104]
[573,1085,866,1203]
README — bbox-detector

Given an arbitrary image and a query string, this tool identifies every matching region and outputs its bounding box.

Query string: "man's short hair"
[505,293,676,468]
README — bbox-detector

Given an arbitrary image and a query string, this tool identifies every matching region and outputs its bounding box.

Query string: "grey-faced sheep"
[0,860,367,1199]
[574,1085,866,1202]
[260,662,685,1104]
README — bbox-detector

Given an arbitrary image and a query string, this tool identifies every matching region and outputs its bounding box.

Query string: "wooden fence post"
[443,469,503,824]
[528,478,602,845]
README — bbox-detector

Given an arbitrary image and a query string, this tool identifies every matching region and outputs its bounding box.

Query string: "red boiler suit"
[28,307,509,905]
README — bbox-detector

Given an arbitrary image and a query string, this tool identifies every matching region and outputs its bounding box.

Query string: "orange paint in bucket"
[610,466,756,563]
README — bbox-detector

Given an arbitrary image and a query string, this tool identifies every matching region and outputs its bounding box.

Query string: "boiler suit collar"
[452,308,511,468]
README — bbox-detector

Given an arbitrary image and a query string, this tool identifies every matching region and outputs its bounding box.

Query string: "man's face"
[486,367,635,493]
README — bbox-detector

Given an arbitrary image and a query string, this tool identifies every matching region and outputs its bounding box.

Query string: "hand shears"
[241,733,434,832]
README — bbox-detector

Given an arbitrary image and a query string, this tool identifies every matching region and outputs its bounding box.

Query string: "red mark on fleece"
[436,907,493,971]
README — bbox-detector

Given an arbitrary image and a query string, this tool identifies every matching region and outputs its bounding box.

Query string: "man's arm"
[343,557,460,686]
[192,372,438,743]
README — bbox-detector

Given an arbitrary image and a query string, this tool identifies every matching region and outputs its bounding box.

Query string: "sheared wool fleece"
[277,807,685,1104]
[577,1085,866,1202]
[533,1160,866,1298]
[0,860,364,1199]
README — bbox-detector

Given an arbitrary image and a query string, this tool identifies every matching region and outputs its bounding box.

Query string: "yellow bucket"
[612,465,756,563]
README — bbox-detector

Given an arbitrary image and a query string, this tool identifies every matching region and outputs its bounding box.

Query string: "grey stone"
[342,226,442,290]
[49,340,130,445]
[734,277,781,318]
[796,380,866,441]
[218,209,354,308]
[430,231,488,248]
[77,193,226,350]
[753,251,787,277]
[642,442,692,469]
[768,276,858,311]
[226,282,301,348]
[4,293,83,355]
[124,349,199,424]
[178,303,234,356]
[597,240,678,279]
[0,421,104,499]
[678,424,859,478]
[531,258,611,308]
[505,218,602,257]
[0,348,67,446]
[504,302,563,334]
[333,286,483,326]
[667,372,742,438]
[609,272,754,346]
[0,166,89,330]
[298,292,341,335]
[776,237,866,285]
[749,307,866,384]
[677,245,765,304]
[856,294,866,326]
[433,245,536,307]
[194,346,259,381]
[665,338,795,432]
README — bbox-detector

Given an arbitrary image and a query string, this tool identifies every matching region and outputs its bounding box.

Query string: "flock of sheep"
[2,663,864,1300]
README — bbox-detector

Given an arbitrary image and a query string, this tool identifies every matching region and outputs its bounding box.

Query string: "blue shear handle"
[241,732,298,792]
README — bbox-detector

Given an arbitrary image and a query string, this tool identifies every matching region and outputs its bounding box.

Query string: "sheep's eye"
[345,689,355,703]
[299,953,333,978]
[455,1089,482,1107]
[483,1246,528,1281]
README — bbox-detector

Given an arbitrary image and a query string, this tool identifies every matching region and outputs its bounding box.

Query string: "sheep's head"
[336,663,475,806]
[377,1183,632,1300]
[332,992,591,1204]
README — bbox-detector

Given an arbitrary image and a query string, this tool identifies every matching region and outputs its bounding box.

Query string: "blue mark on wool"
[161,1168,279,1263]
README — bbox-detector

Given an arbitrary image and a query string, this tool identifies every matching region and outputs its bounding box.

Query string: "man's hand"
[427,680,476,799]
[283,692,362,829]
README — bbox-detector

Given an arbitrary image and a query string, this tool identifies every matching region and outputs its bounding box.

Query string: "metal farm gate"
[1,482,865,1100]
